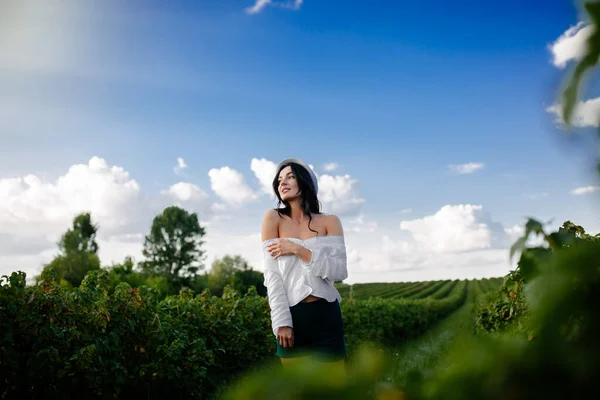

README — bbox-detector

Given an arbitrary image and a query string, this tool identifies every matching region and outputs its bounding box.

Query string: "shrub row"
[341,280,468,349]
[0,270,273,400]
[0,269,467,399]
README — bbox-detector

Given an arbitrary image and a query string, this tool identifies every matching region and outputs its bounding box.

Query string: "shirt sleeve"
[300,237,349,282]
[262,240,293,336]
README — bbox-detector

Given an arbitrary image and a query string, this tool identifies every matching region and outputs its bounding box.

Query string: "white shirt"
[262,235,348,336]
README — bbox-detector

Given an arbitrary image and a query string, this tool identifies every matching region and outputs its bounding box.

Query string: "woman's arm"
[298,215,348,282]
[261,210,294,344]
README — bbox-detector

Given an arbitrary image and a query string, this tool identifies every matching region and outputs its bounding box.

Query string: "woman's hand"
[267,239,300,260]
[278,326,294,348]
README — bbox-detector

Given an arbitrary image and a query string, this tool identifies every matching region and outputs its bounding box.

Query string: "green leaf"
[524,218,545,237]
[510,236,527,260]
[562,1,600,125]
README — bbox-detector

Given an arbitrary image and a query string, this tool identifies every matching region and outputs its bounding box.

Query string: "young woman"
[261,158,349,370]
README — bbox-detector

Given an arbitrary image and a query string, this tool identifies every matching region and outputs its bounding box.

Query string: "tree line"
[36,205,267,298]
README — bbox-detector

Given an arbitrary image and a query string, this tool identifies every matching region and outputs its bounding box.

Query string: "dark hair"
[272,162,321,235]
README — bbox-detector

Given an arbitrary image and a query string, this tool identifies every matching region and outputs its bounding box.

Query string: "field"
[335,277,503,384]
[334,277,502,301]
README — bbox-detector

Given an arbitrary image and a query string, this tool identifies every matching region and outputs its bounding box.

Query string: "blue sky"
[1,0,599,282]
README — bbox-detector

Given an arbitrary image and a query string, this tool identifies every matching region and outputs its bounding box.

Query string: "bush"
[342,280,468,350]
[0,268,467,399]
[0,270,274,399]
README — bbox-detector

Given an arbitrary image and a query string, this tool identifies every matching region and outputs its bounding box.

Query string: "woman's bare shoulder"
[324,213,344,236]
[263,208,281,220]
[262,209,281,241]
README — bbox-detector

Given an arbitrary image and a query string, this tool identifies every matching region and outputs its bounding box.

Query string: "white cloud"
[571,185,600,195]
[399,204,507,253]
[0,157,240,279]
[0,156,149,278]
[341,204,567,283]
[546,97,600,128]
[173,157,188,175]
[245,0,303,15]
[161,182,211,206]
[346,214,378,233]
[251,157,277,197]
[318,174,366,216]
[346,247,361,264]
[447,162,484,174]
[208,166,258,207]
[97,235,145,268]
[548,21,595,69]
[340,204,522,283]
[323,162,339,172]
[203,232,263,272]
[0,154,574,286]
[0,156,141,239]
[400,208,412,214]
[162,182,208,203]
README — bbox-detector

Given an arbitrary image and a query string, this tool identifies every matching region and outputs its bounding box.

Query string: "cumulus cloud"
[203,232,263,272]
[318,174,365,216]
[0,156,151,277]
[0,156,141,238]
[162,182,208,203]
[245,0,303,15]
[323,162,339,172]
[341,204,522,282]
[173,157,188,175]
[548,21,595,69]
[346,214,378,233]
[571,185,600,195]
[0,156,247,278]
[160,181,224,216]
[251,157,277,197]
[208,166,258,207]
[447,162,484,175]
[399,204,507,253]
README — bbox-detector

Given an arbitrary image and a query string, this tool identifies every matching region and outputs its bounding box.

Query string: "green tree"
[141,205,206,290]
[106,256,145,289]
[37,212,101,287]
[208,255,266,297]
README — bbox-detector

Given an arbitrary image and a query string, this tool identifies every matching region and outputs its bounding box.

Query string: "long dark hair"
[272,162,322,235]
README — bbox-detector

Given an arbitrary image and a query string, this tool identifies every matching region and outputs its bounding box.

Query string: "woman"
[261,158,349,370]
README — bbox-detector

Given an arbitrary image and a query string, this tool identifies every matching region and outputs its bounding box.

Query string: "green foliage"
[61,212,99,255]
[409,227,600,400]
[0,269,274,399]
[560,1,600,126]
[475,219,599,336]
[222,345,403,400]
[141,205,207,290]
[218,219,600,400]
[342,281,468,350]
[0,264,474,399]
[36,212,101,287]
[207,255,267,297]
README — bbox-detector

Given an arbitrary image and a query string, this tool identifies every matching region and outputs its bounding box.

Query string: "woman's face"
[278,166,300,200]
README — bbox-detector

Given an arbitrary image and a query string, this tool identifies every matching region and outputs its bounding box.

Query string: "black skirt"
[275,298,347,361]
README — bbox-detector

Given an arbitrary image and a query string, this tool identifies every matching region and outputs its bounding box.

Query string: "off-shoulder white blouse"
[261,235,348,336]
